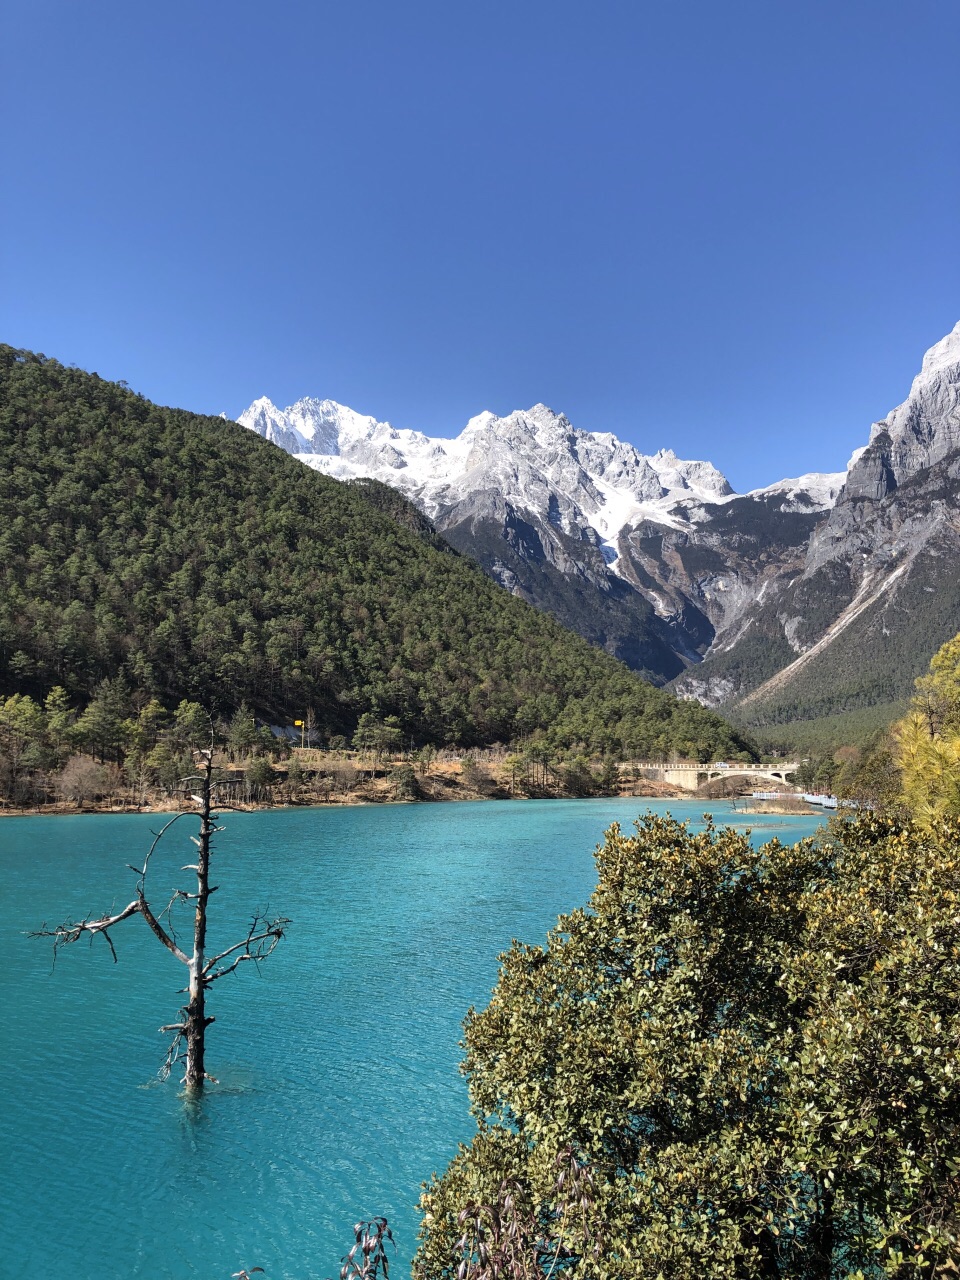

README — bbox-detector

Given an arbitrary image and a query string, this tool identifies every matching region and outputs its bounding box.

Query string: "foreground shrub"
[416,814,960,1278]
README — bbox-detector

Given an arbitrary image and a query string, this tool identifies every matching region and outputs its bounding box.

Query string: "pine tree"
[74,678,129,762]
[43,686,76,764]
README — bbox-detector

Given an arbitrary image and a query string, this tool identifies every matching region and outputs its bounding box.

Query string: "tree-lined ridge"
[0,346,751,766]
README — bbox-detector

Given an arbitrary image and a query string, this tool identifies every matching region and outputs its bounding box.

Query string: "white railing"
[633,762,799,773]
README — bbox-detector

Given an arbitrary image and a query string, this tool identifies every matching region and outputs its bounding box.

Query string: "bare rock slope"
[674,322,960,725]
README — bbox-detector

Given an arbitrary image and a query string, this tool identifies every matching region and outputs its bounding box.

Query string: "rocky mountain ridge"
[238,395,843,683]
[674,320,960,725]
[239,396,740,539]
[237,320,960,729]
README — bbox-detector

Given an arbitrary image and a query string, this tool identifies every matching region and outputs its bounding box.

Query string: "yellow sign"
[294,720,303,726]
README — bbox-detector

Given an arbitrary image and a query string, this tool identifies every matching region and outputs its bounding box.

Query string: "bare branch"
[201,909,281,970]
[138,891,190,964]
[158,1007,188,1082]
[158,885,188,922]
[30,810,191,966]
[140,813,191,881]
[30,900,142,963]
[118,812,193,964]
[203,911,291,982]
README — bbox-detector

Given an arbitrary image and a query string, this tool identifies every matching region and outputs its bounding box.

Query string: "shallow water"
[1,798,826,1278]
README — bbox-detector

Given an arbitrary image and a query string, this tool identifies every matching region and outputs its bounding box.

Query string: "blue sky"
[3,0,958,491]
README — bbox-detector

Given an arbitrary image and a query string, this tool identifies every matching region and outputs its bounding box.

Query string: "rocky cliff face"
[674,321,960,722]
[867,322,960,480]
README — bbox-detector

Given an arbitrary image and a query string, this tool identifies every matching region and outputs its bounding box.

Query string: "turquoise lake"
[1,798,828,1278]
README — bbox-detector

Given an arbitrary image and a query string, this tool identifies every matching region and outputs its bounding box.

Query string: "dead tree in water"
[33,749,289,1093]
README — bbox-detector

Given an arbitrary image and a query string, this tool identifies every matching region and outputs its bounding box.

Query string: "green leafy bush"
[417,814,960,1278]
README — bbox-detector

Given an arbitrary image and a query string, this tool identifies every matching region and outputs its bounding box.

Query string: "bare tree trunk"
[34,746,288,1094]
[184,754,213,1092]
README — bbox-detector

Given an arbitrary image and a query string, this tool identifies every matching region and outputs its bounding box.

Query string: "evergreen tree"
[43,685,76,764]
[353,713,403,763]
[74,678,129,762]
[0,693,48,801]
[226,704,258,761]
[170,700,210,752]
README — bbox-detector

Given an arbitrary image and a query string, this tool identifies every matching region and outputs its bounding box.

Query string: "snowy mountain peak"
[464,411,497,433]
[858,319,960,490]
[748,471,846,511]
[260,391,927,590]
[234,384,872,575]
[238,396,312,453]
[915,318,960,385]
[648,450,733,502]
[235,393,747,550]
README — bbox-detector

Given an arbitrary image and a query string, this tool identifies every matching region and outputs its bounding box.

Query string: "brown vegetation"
[1,745,692,816]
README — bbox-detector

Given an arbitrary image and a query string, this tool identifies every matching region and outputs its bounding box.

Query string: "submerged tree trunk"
[34,745,289,1095]
[184,754,214,1092]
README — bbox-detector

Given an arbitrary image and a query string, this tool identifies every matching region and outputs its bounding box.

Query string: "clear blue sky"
[3,0,958,491]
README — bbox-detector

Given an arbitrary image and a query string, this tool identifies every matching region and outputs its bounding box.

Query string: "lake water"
[1,798,827,1279]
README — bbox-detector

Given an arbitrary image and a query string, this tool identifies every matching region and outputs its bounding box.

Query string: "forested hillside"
[0,348,751,759]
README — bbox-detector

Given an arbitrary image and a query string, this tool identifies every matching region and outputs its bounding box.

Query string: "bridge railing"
[631,762,799,772]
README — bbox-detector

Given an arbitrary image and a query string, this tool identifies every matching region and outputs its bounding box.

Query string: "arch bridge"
[632,762,800,794]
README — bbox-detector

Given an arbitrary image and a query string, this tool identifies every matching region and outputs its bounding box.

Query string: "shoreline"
[0,791,821,820]
[1,749,817,820]
[732,800,823,816]
[0,788,684,820]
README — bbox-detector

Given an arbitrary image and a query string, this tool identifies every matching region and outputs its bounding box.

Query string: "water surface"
[1,798,826,1278]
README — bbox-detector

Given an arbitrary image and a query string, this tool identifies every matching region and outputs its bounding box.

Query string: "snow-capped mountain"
[237,395,843,682]
[238,398,736,546]
[236,321,960,718]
